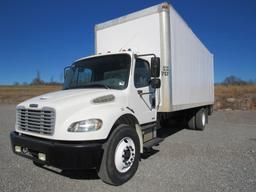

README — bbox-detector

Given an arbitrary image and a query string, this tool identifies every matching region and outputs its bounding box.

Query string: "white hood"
[16,88,130,141]
[18,89,114,109]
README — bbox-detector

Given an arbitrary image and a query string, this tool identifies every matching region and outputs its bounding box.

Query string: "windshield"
[64,54,131,90]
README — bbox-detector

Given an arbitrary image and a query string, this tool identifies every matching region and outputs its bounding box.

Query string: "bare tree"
[31,70,45,85]
[223,75,247,85]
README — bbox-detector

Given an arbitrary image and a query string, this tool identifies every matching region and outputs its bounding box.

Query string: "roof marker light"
[162,3,169,10]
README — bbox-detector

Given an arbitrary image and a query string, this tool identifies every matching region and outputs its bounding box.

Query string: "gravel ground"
[0,104,255,192]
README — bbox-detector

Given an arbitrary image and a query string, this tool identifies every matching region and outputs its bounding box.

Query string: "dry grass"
[0,85,256,110]
[0,85,62,104]
[215,85,256,110]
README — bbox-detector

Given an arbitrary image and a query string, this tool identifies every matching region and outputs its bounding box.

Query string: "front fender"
[55,104,134,141]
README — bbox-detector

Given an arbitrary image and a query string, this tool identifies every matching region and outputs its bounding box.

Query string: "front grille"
[17,107,55,135]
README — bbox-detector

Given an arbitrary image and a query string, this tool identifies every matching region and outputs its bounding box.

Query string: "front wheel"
[97,124,140,185]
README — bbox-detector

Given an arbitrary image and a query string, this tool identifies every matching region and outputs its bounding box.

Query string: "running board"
[143,137,164,149]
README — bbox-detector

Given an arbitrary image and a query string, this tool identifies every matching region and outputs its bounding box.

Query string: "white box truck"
[10,2,214,185]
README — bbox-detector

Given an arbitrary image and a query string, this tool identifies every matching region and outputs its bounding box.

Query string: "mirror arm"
[138,91,155,96]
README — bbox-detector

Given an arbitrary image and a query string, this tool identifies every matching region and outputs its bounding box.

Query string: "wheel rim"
[202,111,206,126]
[114,137,136,173]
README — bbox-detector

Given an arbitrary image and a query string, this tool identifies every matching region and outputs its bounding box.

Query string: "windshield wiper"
[75,83,111,89]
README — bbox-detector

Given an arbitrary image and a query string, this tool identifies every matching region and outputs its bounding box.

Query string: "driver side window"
[134,59,151,88]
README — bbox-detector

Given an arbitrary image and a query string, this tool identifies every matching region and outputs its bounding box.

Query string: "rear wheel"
[97,124,140,185]
[195,108,207,130]
[188,113,196,130]
[187,108,208,130]
[208,105,213,115]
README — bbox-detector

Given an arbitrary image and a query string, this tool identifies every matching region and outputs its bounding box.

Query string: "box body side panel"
[167,6,214,111]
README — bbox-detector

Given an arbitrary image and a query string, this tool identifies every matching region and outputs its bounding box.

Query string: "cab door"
[128,58,157,124]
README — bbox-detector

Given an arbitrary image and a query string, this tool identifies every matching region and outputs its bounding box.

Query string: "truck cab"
[11,51,162,185]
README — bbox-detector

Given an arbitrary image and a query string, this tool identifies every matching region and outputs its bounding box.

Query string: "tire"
[208,105,213,115]
[188,114,196,130]
[97,124,140,186]
[195,108,207,130]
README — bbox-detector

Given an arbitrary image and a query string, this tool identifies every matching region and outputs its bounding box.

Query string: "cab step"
[143,137,164,149]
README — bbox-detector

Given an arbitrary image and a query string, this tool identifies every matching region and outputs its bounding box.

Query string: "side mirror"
[151,78,161,89]
[151,57,160,77]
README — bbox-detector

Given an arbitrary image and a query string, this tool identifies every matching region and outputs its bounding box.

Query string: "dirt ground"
[0,105,256,192]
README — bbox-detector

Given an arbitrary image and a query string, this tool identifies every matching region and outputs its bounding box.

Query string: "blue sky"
[0,0,255,84]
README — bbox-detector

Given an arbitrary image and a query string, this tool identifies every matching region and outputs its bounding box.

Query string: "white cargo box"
[95,2,214,112]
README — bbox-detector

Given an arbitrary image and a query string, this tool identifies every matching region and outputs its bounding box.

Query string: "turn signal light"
[162,4,169,10]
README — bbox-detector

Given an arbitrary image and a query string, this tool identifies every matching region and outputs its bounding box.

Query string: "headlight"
[67,119,102,132]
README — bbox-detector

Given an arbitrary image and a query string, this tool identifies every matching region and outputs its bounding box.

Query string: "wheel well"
[113,114,139,130]
[106,114,139,139]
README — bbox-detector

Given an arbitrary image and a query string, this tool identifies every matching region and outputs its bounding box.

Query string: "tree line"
[219,75,256,85]
[13,72,255,86]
